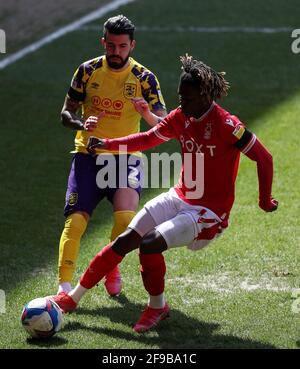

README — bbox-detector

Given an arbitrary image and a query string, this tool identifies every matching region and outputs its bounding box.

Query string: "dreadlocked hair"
[180,54,230,100]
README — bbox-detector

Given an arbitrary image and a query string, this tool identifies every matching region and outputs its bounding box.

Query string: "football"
[21,297,63,338]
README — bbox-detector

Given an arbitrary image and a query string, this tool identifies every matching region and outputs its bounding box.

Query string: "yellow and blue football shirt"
[67,56,166,155]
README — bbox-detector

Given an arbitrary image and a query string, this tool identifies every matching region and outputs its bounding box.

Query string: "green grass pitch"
[0,0,299,349]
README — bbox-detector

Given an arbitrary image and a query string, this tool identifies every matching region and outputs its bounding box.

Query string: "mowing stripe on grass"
[0,0,136,70]
[80,25,294,33]
[168,275,298,294]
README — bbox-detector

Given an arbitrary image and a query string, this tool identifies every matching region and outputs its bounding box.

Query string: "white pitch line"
[0,0,136,70]
[80,25,294,33]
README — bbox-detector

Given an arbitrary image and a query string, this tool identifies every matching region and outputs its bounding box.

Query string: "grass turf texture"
[0,0,299,348]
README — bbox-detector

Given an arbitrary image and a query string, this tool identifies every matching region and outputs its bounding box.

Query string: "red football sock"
[139,253,166,296]
[80,244,123,289]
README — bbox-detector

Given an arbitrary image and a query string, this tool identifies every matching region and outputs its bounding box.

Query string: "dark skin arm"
[131,98,167,126]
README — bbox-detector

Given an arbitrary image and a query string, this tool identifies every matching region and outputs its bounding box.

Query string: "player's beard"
[106,53,130,70]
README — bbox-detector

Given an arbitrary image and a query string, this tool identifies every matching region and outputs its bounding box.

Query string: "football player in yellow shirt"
[57,15,167,295]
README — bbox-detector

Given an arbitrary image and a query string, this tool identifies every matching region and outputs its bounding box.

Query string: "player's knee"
[140,230,168,254]
[113,210,135,229]
[64,212,88,236]
[111,210,136,241]
[112,228,141,256]
[75,211,90,223]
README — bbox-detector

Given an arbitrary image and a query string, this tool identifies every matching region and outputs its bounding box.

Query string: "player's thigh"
[155,212,197,249]
[107,154,142,210]
[112,187,139,211]
[112,209,157,255]
[64,153,104,217]
[143,190,179,226]
[139,229,168,253]
[128,207,157,238]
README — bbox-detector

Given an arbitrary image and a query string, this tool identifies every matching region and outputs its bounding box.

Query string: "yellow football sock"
[58,213,87,284]
[110,210,136,241]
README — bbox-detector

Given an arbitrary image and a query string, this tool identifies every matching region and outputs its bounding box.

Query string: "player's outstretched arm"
[244,138,278,212]
[86,124,173,156]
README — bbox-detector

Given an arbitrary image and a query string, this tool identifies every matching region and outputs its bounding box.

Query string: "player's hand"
[131,97,150,117]
[259,197,278,212]
[83,111,105,132]
[86,136,107,155]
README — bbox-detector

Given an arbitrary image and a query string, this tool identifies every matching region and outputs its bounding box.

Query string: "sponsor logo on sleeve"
[225,118,234,127]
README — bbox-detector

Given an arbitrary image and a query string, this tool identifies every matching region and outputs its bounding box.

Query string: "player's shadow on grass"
[62,294,276,349]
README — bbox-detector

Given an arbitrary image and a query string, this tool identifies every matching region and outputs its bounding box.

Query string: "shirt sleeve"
[221,115,256,153]
[67,63,87,102]
[106,110,177,152]
[139,71,166,112]
[244,138,274,206]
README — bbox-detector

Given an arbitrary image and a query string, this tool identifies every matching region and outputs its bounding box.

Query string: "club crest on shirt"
[124,83,137,98]
[68,192,78,206]
[204,122,212,140]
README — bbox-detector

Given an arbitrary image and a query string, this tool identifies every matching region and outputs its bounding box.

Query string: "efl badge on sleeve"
[232,125,245,140]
